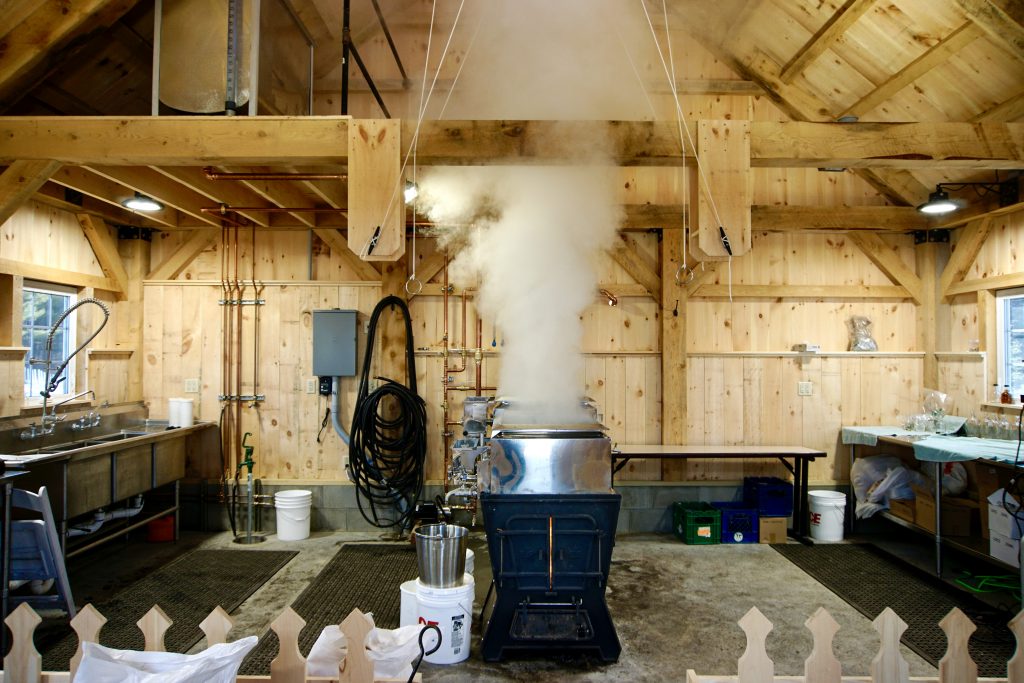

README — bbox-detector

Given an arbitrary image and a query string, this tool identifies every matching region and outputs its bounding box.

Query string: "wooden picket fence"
[0,603,420,683]
[687,605,1024,682]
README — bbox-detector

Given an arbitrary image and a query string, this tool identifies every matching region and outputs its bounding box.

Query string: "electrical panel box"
[313,309,358,377]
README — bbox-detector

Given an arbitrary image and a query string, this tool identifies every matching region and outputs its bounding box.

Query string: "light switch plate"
[797,381,813,396]
[305,379,316,394]
[184,378,200,393]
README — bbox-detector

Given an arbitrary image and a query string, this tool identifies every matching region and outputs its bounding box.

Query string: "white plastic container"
[808,490,846,542]
[274,490,312,541]
[465,548,474,576]
[415,574,475,664]
[399,579,419,627]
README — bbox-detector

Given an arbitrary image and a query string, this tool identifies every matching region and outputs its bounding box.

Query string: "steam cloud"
[417,1,653,425]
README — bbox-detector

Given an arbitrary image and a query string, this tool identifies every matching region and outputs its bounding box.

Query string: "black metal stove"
[477,428,621,662]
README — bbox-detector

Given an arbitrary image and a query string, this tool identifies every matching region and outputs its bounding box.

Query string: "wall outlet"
[184,378,200,393]
[797,381,813,396]
[305,379,316,394]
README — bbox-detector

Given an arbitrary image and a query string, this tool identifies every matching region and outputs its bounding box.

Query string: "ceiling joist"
[0,159,61,226]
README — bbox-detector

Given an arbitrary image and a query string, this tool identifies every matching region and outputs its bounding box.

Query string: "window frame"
[22,281,78,403]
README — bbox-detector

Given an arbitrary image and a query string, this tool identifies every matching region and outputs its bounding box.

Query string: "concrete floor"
[51,529,939,681]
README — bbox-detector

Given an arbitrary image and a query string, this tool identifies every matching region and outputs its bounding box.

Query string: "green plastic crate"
[672,502,721,544]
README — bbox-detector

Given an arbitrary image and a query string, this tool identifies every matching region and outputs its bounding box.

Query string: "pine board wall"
[1,197,1022,488]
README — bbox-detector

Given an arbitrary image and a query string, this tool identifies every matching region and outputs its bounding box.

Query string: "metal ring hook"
[404,277,423,296]
[674,264,695,286]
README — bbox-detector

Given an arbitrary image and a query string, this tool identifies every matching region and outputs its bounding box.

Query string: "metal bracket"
[219,394,266,402]
[117,226,154,241]
[913,229,950,245]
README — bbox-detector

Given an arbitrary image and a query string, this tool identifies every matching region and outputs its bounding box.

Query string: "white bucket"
[465,548,474,576]
[399,579,419,627]
[416,574,475,664]
[275,490,312,541]
[808,490,846,542]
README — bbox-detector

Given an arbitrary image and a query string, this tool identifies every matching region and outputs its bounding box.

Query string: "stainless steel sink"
[86,430,149,443]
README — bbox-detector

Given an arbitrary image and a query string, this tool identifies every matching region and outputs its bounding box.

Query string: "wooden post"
[804,607,841,682]
[870,607,910,683]
[661,229,687,480]
[978,289,997,392]
[122,236,148,403]
[737,606,773,683]
[348,119,404,261]
[916,240,939,388]
[0,273,23,346]
[200,605,235,646]
[4,603,42,683]
[269,606,307,683]
[379,254,409,386]
[694,120,751,259]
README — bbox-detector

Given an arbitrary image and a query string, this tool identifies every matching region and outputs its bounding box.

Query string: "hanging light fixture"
[403,181,419,203]
[122,192,163,212]
[916,187,959,216]
[916,177,1019,216]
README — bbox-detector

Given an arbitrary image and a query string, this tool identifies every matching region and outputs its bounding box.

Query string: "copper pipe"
[202,208,250,226]
[203,167,347,181]
[475,319,483,397]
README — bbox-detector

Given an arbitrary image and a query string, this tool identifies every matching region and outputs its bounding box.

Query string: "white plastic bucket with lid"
[808,490,846,542]
[416,574,475,664]
[275,490,312,541]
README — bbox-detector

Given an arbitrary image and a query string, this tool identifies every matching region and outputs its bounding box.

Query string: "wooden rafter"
[0,159,61,226]
[780,0,876,84]
[750,205,927,231]
[949,271,1024,296]
[971,89,1024,121]
[146,229,219,281]
[840,23,984,119]
[847,232,924,304]
[954,0,1024,63]
[77,214,129,299]
[49,165,181,228]
[0,0,140,110]
[149,167,273,228]
[0,257,115,291]
[939,217,993,299]
[33,182,164,230]
[609,233,661,301]
[312,229,380,281]
[84,166,222,228]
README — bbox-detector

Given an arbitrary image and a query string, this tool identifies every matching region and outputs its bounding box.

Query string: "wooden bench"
[612,445,825,540]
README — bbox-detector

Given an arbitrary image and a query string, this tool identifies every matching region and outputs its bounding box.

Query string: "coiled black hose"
[348,296,428,529]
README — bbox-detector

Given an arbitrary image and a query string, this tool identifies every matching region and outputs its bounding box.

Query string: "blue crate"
[743,476,794,517]
[712,502,759,543]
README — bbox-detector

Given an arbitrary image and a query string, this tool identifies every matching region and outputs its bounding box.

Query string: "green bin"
[672,502,721,545]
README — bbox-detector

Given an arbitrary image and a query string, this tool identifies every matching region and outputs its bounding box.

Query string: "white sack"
[307,614,427,680]
[73,636,257,683]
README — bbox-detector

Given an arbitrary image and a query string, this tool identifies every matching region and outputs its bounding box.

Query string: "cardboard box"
[888,498,915,524]
[988,489,1024,540]
[758,516,788,544]
[913,486,978,536]
[990,530,1021,568]
[970,462,1012,539]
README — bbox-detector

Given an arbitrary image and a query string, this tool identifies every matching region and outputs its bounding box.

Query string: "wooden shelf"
[0,347,28,360]
[87,348,134,358]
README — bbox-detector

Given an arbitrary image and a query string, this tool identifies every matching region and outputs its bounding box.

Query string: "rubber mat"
[239,542,419,675]
[773,543,1015,677]
[39,548,297,671]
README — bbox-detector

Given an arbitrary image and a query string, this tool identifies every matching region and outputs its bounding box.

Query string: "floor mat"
[239,542,419,675]
[773,543,1015,676]
[39,549,297,671]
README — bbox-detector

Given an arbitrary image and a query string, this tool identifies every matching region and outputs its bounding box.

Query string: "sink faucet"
[40,390,95,434]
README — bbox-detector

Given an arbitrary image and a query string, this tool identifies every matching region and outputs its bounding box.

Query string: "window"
[22,283,76,400]
[997,287,1024,399]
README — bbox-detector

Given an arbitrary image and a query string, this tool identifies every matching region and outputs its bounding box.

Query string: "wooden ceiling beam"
[780,0,877,84]
[609,233,661,301]
[0,0,42,38]
[0,160,61,226]
[691,283,911,299]
[840,23,984,119]
[0,257,116,291]
[954,0,1024,63]
[1,118,1020,169]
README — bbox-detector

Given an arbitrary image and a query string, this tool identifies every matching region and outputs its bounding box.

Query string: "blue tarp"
[911,435,1024,465]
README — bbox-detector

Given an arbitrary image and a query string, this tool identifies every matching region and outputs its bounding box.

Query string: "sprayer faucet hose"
[42,297,110,398]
